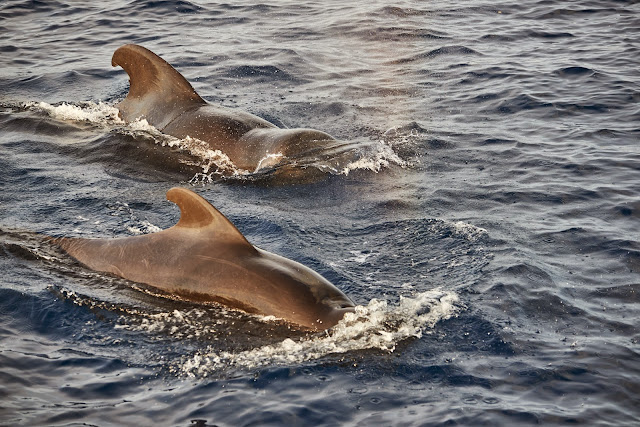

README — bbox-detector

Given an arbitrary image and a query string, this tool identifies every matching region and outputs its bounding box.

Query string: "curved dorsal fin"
[166,187,252,247]
[112,44,206,129]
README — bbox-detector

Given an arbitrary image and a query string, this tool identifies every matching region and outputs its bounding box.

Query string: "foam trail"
[30,101,123,124]
[178,288,460,377]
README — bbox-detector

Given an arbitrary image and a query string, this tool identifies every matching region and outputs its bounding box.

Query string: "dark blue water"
[1,0,639,425]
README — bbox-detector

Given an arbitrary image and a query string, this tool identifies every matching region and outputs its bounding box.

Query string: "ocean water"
[1,0,639,425]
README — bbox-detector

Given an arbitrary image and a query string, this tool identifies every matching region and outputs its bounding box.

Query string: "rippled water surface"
[1,0,639,425]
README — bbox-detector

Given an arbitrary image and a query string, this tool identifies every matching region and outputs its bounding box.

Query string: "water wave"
[24,100,407,181]
[173,289,460,376]
[44,262,461,378]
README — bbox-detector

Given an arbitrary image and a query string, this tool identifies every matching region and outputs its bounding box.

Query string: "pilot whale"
[111,44,337,172]
[52,188,355,330]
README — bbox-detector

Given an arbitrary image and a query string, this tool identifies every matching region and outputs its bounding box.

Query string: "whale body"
[111,44,337,172]
[53,188,355,330]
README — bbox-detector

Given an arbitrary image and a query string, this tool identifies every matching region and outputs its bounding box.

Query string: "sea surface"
[1,0,639,425]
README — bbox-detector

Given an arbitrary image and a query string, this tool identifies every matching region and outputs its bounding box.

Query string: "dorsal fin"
[112,44,206,129]
[166,187,253,247]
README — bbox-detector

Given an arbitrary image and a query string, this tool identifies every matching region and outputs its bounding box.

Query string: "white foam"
[341,139,407,175]
[31,101,123,124]
[178,288,461,377]
[126,220,162,236]
[450,221,488,241]
[117,117,252,178]
[127,117,156,132]
[161,135,250,177]
[114,308,223,339]
[347,250,375,264]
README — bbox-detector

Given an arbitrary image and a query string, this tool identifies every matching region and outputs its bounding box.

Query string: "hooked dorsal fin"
[112,44,206,129]
[166,187,253,247]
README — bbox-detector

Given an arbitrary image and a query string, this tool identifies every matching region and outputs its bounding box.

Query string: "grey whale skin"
[53,188,355,330]
[111,44,338,172]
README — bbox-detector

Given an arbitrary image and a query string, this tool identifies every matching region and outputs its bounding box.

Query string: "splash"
[164,135,249,177]
[126,220,162,236]
[450,221,488,241]
[178,288,461,377]
[341,139,407,175]
[123,117,249,177]
[30,101,123,124]
[114,307,225,339]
